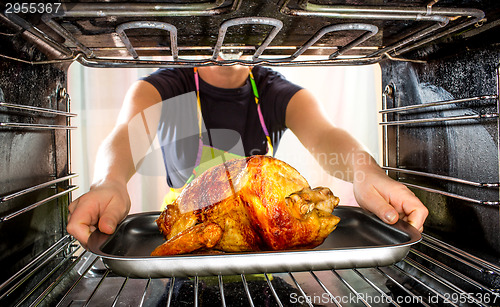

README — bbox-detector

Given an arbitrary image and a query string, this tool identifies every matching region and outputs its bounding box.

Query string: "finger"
[401,194,428,231]
[98,196,128,235]
[387,184,428,231]
[67,203,99,247]
[68,197,79,214]
[357,186,399,225]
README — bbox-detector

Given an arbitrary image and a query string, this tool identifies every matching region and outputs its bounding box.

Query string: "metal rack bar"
[218,275,227,307]
[15,244,80,307]
[380,95,498,114]
[331,270,371,307]
[77,54,383,68]
[83,269,110,307]
[402,182,499,205]
[309,271,342,307]
[165,277,175,307]
[387,265,457,307]
[373,21,447,58]
[409,249,498,295]
[13,1,242,65]
[29,251,86,307]
[352,269,400,307]
[382,85,391,177]
[402,258,488,307]
[55,254,99,307]
[277,23,378,61]
[116,21,178,61]
[379,112,499,126]
[394,11,484,56]
[329,25,377,59]
[422,234,500,275]
[54,0,234,18]
[240,274,255,307]
[0,235,73,299]
[39,0,241,60]
[288,272,314,307]
[264,273,283,307]
[0,185,78,222]
[281,1,484,58]
[0,174,78,203]
[140,278,152,307]
[377,267,433,306]
[193,276,199,307]
[111,277,129,307]
[0,122,77,130]
[81,45,378,53]
[0,102,77,117]
[282,1,453,21]
[212,17,283,61]
[383,166,499,188]
[377,2,483,57]
[418,242,486,275]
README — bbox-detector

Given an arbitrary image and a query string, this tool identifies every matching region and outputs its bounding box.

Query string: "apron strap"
[166,68,276,205]
[249,68,274,156]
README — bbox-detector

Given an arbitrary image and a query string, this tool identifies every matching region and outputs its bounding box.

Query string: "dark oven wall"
[380,34,500,263]
[0,15,73,303]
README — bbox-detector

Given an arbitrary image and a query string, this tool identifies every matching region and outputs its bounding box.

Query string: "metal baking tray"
[87,206,421,278]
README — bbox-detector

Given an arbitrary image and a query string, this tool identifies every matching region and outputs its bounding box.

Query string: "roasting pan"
[87,206,421,278]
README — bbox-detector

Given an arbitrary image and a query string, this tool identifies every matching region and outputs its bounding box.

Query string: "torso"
[142,66,302,188]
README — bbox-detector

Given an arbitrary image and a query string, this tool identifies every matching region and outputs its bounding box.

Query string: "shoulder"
[143,67,192,82]
[140,68,194,101]
[252,66,285,82]
[251,66,302,99]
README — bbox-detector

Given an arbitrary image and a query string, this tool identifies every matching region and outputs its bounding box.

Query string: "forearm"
[286,89,381,182]
[92,124,136,186]
[310,126,382,182]
[286,89,427,229]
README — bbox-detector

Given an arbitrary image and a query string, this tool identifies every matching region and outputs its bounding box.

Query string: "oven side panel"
[0,25,72,302]
[380,48,500,263]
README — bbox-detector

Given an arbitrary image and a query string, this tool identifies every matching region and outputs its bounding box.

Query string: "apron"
[162,67,274,208]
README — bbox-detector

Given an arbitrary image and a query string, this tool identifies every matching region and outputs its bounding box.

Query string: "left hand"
[352,165,428,232]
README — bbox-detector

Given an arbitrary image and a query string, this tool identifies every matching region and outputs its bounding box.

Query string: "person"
[67,64,428,247]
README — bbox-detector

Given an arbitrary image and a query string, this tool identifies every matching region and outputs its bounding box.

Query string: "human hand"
[353,165,428,232]
[67,179,131,247]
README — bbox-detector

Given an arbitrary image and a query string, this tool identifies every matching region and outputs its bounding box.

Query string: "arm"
[67,81,162,246]
[285,89,428,231]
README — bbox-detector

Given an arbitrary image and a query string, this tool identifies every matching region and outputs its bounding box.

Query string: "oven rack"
[380,69,500,206]
[0,89,77,130]
[380,94,499,126]
[2,1,485,67]
[0,174,77,203]
[0,102,77,117]
[1,233,497,307]
[0,174,77,224]
[0,185,78,222]
[383,168,500,206]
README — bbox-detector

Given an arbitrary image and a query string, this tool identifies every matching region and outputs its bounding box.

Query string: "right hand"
[67,179,131,247]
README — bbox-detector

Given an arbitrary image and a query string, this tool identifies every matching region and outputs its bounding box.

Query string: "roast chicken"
[151,155,340,256]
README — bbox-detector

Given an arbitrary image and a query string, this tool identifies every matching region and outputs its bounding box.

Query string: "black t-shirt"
[141,66,302,188]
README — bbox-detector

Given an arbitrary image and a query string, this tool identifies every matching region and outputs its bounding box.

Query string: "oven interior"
[0,0,499,306]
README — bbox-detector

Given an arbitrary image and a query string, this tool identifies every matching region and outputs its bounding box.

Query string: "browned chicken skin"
[151,156,340,256]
